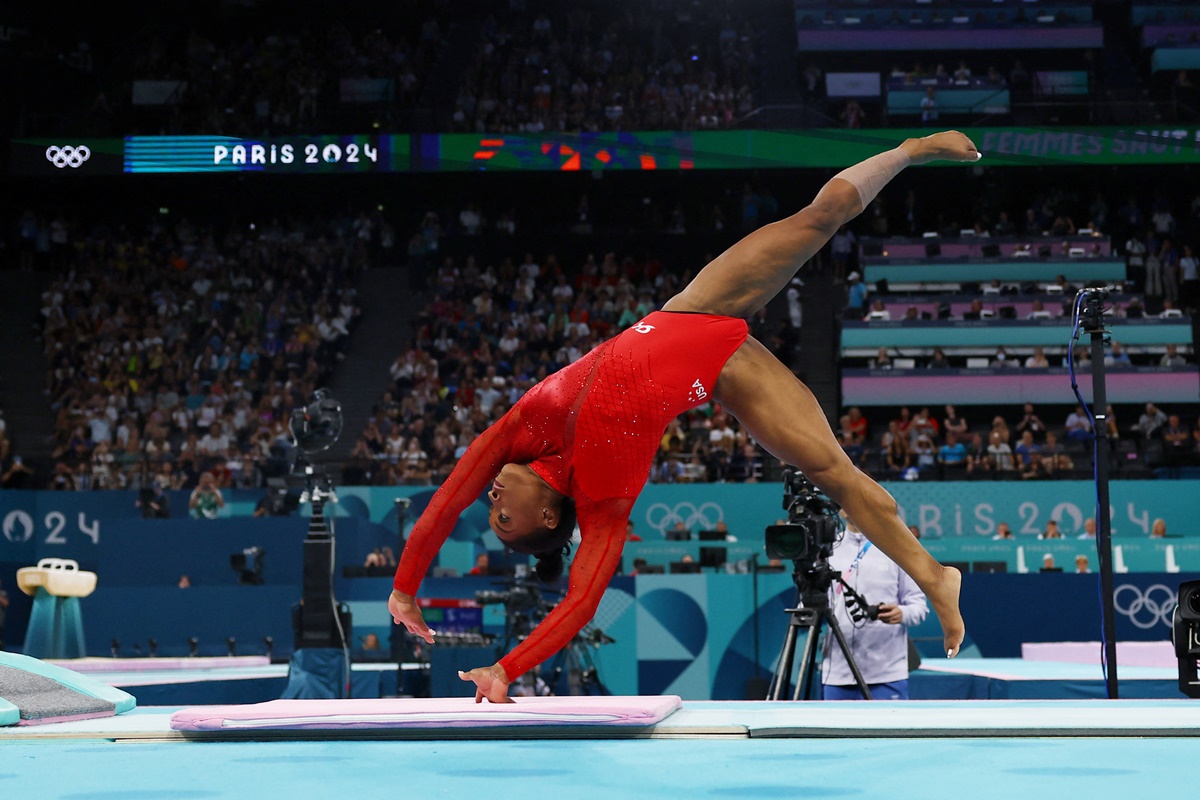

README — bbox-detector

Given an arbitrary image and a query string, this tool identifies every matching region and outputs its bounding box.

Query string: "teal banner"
[861,259,1125,284]
[840,318,1192,349]
[5,482,1199,575]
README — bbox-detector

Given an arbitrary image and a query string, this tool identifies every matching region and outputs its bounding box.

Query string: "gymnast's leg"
[714,337,965,656]
[663,131,980,319]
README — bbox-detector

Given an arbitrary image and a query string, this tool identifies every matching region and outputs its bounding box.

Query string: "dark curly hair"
[506,496,577,583]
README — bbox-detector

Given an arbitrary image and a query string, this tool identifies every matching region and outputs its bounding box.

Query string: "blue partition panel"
[888,88,1010,115]
[841,318,1191,348]
[1152,46,1200,72]
[862,258,1125,284]
[796,26,1103,52]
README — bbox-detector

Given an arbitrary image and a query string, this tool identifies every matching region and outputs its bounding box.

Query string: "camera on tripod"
[475,584,542,614]
[764,469,843,566]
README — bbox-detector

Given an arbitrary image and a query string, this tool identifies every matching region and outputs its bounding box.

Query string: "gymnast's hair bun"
[533,545,568,583]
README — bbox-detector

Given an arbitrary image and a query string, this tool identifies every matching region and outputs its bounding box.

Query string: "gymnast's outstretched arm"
[389,409,526,642]
[459,497,633,702]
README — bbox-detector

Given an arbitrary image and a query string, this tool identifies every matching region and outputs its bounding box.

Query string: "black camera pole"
[1079,289,1119,699]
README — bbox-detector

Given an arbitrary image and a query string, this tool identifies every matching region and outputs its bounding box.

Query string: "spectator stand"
[35,211,368,493]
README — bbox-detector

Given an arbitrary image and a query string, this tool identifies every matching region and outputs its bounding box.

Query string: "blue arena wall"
[1,485,1194,697]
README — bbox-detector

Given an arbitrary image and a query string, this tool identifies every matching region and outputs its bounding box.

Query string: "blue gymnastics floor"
[3,700,1197,800]
[2,735,1192,800]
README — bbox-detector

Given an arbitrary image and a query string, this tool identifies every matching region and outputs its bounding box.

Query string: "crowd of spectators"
[838,401,1200,482]
[20,210,370,493]
[444,1,758,133]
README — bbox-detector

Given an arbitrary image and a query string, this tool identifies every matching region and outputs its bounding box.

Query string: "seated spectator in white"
[1160,344,1187,367]
[1159,300,1183,318]
[865,299,891,320]
[1027,300,1053,319]
[991,346,1018,368]
[1078,518,1097,539]
[1064,405,1092,442]
[992,521,1015,540]
[1074,555,1091,574]
[1137,403,1168,438]
[871,347,893,369]
[908,407,939,445]
[1024,346,1050,368]
[198,421,231,459]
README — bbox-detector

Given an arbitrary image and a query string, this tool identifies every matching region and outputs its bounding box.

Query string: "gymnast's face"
[488,463,556,545]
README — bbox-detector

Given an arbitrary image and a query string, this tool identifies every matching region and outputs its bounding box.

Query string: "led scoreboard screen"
[14,127,1200,176]
[124,135,399,173]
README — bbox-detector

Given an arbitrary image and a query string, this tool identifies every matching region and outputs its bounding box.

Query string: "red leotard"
[393,311,749,680]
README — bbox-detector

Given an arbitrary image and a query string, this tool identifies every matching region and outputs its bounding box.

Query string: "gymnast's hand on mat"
[389,589,436,644]
[459,664,514,704]
[900,131,981,165]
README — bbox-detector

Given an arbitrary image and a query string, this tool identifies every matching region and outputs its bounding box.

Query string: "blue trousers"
[822,680,909,701]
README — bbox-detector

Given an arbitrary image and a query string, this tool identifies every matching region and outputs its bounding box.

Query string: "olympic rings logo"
[1113,583,1177,630]
[644,501,724,534]
[45,145,91,169]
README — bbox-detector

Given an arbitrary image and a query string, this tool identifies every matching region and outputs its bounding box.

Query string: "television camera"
[765,469,878,699]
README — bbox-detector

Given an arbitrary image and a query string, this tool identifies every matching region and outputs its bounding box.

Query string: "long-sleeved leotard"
[393,311,749,680]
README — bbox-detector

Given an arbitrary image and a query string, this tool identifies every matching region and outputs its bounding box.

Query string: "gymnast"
[390,131,980,702]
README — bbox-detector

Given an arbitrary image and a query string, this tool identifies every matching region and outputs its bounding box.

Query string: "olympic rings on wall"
[1113,583,1177,630]
[643,501,724,534]
[45,145,92,169]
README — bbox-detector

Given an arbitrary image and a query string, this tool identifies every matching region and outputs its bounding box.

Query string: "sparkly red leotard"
[393,311,749,679]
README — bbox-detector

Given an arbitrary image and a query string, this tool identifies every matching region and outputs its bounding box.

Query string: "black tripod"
[546,626,614,696]
[768,560,873,701]
[484,579,613,696]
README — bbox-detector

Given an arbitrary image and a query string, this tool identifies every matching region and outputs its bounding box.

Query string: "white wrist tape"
[832,147,912,209]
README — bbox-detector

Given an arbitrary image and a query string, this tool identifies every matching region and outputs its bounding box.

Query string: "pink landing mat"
[1021,641,1176,668]
[170,696,683,731]
[45,657,270,673]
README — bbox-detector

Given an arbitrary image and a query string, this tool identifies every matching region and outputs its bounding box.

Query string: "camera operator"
[822,513,928,701]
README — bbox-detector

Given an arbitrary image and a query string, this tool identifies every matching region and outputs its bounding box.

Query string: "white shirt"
[820,530,928,686]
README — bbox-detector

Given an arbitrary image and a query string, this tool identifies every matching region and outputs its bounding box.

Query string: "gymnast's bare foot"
[930,564,964,657]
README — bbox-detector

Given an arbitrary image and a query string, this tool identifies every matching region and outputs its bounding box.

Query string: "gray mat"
[0,665,116,722]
